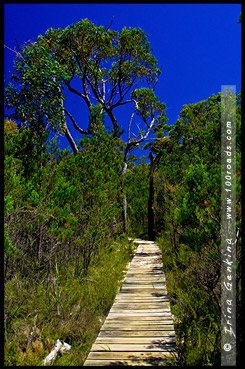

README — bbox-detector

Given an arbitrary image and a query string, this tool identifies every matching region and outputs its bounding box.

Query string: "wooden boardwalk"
[84,239,176,366]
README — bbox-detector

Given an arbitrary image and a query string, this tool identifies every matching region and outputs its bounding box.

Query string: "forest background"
[4,3,242,366]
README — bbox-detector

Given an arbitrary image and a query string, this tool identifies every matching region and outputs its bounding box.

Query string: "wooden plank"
[133,254,162,257]
[112,306,171,310]
[125,272,165,275]
[114,300,170,304]
[115,295,169,300]
[91,343,175,352]
[109,306,171,310]
[123,278,166,281]
[121,282,166,291]
[125,273,165,276]
[111,304,171,309]
[114,298,170,302]
[104,321,174,327]
[131,261,161,264]
[98,330,175,337]
[102,325,174,330]
[128,262,163,265]
[117,293,169,297]
[102,317,173,327]
[128,266,163,269]
[130,262,162,264]
[127,263,162,267]
[112,303,170,309]
[119,288,167,292]
[83,359,169,366]
[117,292,168,296]
[109,308,171,313]
[107,314,173,318]
[116,292,169,296]
[130,240,155,242]
[85,351,173,360]
[128,265,163,268]
[126,270,164,273]
[124,279,166,283]
[105,313,172,324]
[121,284,166,288]
[115,295,170,300]
[105,319,173,324]
[133,257,160,259]
[101,325,175,331]
[106,313,172,318]
[115,300,169,303]
[132,257,162,259]
[125,275,166,278]
[130,261,163,263]
[101,325,175,330]
[124,275,166,278]
[127,271,164,274]
[95,337,176,344]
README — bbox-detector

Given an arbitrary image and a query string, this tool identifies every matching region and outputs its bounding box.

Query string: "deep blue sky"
[4,3,241,154]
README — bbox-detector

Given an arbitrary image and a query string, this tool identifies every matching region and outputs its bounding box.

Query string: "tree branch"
[111,77,137,110]
[56,79,78,154]
[106,15,114,31]
[104,106,119,137]
[81,66,92,109]
[128,107,137,142]
[4,44,23,58]
[66,83,85,99]
[63,121,78,154]
[84,70,104,105]
[64,108,91,135]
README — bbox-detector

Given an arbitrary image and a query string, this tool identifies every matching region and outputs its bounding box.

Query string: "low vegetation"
[4,120,136,365]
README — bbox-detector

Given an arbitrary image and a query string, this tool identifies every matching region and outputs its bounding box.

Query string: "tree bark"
[148,152,162,240]
[121,147,130,234]
[64,126,78,154]
[148,162,155,241]
[122,186,128,234]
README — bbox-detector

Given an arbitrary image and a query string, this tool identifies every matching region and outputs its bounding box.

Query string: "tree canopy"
[5,19,167,154]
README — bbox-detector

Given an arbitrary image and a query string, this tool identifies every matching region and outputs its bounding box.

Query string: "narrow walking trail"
[84,239,176,366]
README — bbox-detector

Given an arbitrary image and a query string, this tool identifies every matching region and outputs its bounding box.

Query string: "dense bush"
[4,120,137,365]
[152,92,241,365]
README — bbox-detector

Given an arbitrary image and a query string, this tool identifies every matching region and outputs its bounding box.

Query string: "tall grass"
[4,235,136,366]
[157,234,221,366]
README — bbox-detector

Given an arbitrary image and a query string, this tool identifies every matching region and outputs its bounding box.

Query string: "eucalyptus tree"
[5,18,167,233]
[147,136,173,240]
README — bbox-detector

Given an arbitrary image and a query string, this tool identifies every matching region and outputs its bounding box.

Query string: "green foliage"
[5,18,163,141]
[150,91,241,365]
[131,88,168,136]
[4,239,135,366]
[4,116,135,365]
[88,103,106,134]
[4,118,50,180]
[4,17,167,240]
[157,236,221,366]
[5,42,67,134]
[125,156,149,237]
[124,91,241,365]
